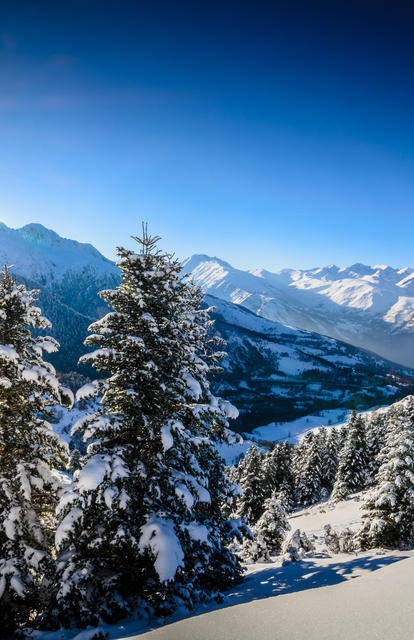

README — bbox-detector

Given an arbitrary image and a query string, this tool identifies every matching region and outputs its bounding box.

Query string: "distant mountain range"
[1,222,413,433]
[182,255,414,369]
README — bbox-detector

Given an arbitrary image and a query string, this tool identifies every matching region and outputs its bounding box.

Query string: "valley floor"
[35,494,414,640]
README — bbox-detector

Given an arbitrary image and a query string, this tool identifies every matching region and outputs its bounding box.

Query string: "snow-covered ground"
[248,408,351,443]
[248,403,398,443]
[34,494,414,640]
[216,437,258,465]
[137,550,414,640]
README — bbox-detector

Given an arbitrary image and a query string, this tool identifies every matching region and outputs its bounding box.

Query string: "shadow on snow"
[225,553,407,604]
[133,553,409,637]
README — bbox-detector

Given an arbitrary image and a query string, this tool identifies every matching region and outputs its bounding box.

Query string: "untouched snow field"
[35,494,414,640]
[138,552,414,640]
[249,403,398,443]
[249,408,351,442]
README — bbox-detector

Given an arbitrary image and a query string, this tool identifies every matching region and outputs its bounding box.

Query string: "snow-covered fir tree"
[240,489,290,563]
[281,528,314,563]
[294,431,323,506]
[239,531,270,564]
[324,524,355,554]
[254,490,290,554]
[54,227,243,626]
[357,405,414,549]
[338,421,348,450]
[331,411,369,502]
[321,427,340,493]
[232,445,268,525]
[0,266,72,634]
[263,441,294,510]
[365,413,387,483]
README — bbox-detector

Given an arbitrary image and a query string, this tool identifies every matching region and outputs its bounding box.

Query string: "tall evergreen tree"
[278,441,295,510]
[338,421,348,450]
[263,441,294,509]
[54,227,243,626]
[0,266,71,634]
[294,431,323,506]
[357,408,414,549]
[331,411,369,502]
[365,413,387,483]
[321,427,340,493]
[233,445,268,525]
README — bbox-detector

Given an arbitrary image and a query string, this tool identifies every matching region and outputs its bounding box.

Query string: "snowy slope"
[135,521,414,640]
[0,222,120,372]
[249,408,352,443]
[34,494,414,640]
[183,255,414,368]
[0,222,116,281]
[126,494,414,640]
[209,294,414,433]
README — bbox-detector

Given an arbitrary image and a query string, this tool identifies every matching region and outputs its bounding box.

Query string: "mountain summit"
[0,222,119,371]
[183,255,414,368]
[0,222,116,281]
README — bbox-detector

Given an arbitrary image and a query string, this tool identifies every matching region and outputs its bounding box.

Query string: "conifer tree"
[254,490,290,554]
[278,441,295,510]
[357,408,414,549]
[233,445,268,525]
[281,528,314,562]
[365,413,387,483]
[321,427,340,493]
[294,432,323,506]
[54,227,243,626]
[338,421,348,449]
[263,441,294,509]
[239,530,270,564]
[239,488,290,563]
[331,411,369,502]
[0,266,71,634]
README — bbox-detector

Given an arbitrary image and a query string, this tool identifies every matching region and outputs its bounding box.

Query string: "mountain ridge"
[0,222,116,281]
[183,254,414,368]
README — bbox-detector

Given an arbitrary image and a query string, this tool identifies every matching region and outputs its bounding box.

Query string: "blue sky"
[0,1,413,270]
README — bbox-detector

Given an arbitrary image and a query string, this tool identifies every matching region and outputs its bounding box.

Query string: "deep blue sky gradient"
[0,1,413,269]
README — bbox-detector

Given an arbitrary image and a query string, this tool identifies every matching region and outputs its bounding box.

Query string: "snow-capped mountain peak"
[0,221,117,281]
[182,254,414,368]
